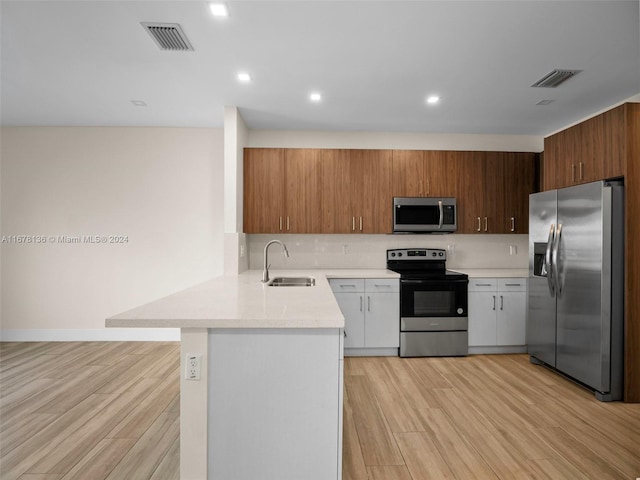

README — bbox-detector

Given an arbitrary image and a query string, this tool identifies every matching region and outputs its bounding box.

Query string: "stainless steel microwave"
[393,197,457,233]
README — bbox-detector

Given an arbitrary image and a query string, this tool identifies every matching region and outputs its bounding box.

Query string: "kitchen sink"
[268,276,316,287]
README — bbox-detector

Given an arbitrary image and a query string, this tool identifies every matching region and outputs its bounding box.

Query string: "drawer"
[498,278,527,291]
[467,278,498,292]
[365,279,399,293]
[329,278,365,293]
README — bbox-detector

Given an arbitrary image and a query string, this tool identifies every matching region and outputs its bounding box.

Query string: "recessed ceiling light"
[237,72,251,83]
[310,92,322,102]
[209,3,228,17]
[426,95,440,105]
[130,100,147,107]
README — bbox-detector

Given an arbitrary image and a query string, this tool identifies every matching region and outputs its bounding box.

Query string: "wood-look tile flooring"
[0,342,180,480]
[2,343,639,480]
[343,354,640,480]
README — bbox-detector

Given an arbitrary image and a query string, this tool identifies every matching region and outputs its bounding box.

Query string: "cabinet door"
[578,116,605,184]
[354,150,393,234]
[424,150,455,196]
[483,153,505,233]
[320,149,353,233]
[454,151,487,233]
[503,152,535,234]
[243,148,285,233]
[542,134,559,191]
[497,291,526,345]
[392,150,425,197]
[468,291,497,346]
[603,105,626,179]
[333,292,365,348]
[284,149,322,233]
[365,292,400,348]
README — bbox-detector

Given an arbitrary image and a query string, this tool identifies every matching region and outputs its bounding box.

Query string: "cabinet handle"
[359,216,363,232]
[352,217,356,231]
[572,164,576,183]
[374,284,392,288]
[344,330,347,337]
[500,295,504,311]
[477,217,481,232]
[476,283,492,286]
[484,217,488,232]
[340,284,356,288]
[360,296,363,312]
[367,296,371,312]
[510,217,515,232]
[492,295,496,311]
[279,216,283,231]
[504,283,522,287]
[579,162,584,181]
[286,216,290,231]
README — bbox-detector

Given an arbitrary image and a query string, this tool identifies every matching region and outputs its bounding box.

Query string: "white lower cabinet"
[468,278,527,352]
[330,278,399,354]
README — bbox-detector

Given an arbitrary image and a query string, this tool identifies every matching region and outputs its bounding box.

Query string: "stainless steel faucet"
[262,240,289,283]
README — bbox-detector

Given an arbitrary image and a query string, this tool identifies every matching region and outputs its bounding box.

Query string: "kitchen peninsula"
[106,268,396,480]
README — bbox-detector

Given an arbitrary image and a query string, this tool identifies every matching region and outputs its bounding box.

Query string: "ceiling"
[1,1,639,136]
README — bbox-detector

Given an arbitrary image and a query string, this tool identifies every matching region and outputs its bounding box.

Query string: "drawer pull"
[476,283,493,287]
[340,284,357,288]
[373,284,392,288]
[504,283,522,287]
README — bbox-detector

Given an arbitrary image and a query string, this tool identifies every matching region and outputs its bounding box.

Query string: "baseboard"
[0,328,181,342]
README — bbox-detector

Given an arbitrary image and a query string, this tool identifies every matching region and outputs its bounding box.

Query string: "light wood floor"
[343,354,640,480]
[2,343,639,480]
[0,342,180,480]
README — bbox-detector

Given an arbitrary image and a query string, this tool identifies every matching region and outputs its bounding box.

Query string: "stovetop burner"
[386,248,467,280]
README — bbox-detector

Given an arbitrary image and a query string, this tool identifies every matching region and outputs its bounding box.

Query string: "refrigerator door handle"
[545,224,556,296]
[552,223,563,295]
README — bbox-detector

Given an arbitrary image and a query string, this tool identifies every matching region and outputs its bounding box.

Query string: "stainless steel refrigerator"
[528,180,624,401]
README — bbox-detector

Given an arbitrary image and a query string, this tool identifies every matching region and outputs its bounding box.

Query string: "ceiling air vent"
[531,69,581,88]
[141,22,194,51]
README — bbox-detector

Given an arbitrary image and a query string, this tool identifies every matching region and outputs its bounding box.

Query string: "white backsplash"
[248,234,529,270]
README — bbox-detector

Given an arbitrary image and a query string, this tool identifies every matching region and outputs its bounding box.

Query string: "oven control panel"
[387,248,446,261]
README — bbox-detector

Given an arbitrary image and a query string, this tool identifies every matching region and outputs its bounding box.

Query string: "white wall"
[0,127,224,341]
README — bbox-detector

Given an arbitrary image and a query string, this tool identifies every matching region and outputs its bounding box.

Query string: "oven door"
[400,277,468,327]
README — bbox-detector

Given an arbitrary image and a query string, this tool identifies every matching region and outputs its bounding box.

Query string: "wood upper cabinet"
[321,149,392,233]
[284,149,322,233]
[502,152,535,234]
[543,104,627,190]
[352,150,393,233]
[455,151,534,234]
[243,148,285,233]
[245,147,535,235]
[243,148,321,233]
[391,150,452,197]
[455,151,505,234]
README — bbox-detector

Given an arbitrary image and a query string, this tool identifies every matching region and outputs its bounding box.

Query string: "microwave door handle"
[438,200,443,229]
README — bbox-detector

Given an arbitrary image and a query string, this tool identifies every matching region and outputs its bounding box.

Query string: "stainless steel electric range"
[387,248,469,357]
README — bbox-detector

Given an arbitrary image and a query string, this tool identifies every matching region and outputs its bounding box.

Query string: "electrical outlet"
[509,245,518,255]
[185,354,201,381]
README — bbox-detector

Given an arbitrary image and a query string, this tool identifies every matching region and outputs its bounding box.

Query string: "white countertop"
[453,268,528,278]
[106,267,528,330]
[106,269,398,330]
